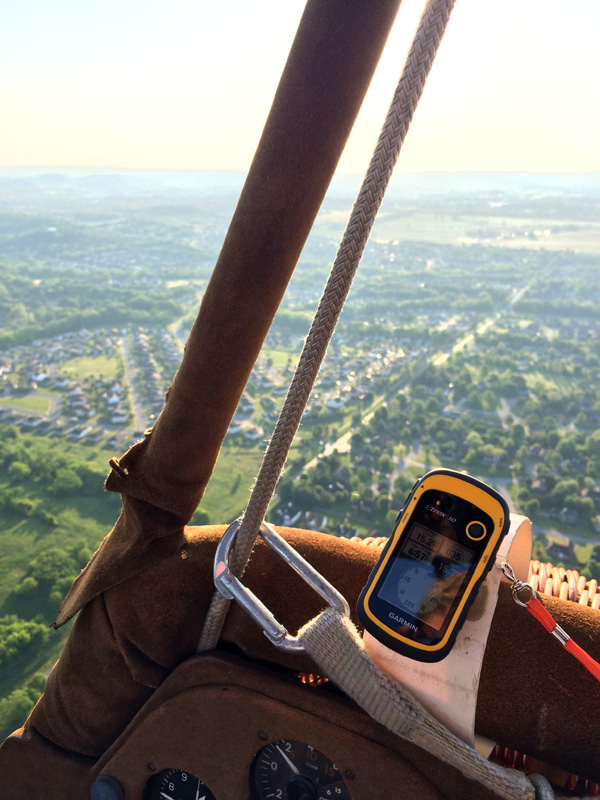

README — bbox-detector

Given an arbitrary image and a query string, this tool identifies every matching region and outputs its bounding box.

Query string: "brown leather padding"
[88,653,454,800]
[23,527,383,759]
[2,525,600,800]
[478,585,600,779]
[0,728,94,799]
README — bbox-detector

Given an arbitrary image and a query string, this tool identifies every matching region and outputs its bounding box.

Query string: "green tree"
[482,389,499,411]
[512,423,526,447]
[48,468,83,495]
[350,432,364,452]
[13,577,38,596]
[574,411,588,431]
[28,548,77,589]
[378,454,392,474]
[0,673,46,740]
[8,303,29,325]
[8,461,31,481]
[586,430,600,458]
[557,437,578,461]
[190,508,211,525]
[466,391,483,411]
[545,449,561,471]
[0,616,49,666]
[550,479,580,506]
[564,495,594,525]
[277,475,294,504]
[425,396,441,414]
[522,498,540,518]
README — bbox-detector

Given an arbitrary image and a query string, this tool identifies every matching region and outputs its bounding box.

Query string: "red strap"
[526,596,556,632]
[526,596,600,683]
[563,638,600,682]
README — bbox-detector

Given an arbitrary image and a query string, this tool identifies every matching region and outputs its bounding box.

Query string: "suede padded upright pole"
[55,0,402,626]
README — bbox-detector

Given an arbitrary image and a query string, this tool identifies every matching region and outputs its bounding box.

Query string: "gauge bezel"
[143,768,217,800]
[249,738,351,800]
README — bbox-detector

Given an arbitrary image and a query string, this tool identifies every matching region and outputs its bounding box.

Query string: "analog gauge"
[144,768,217,800]
[250,739,351,800]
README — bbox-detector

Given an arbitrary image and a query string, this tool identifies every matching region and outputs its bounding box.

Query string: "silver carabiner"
[214,519,351,652]
[500,560,537,608]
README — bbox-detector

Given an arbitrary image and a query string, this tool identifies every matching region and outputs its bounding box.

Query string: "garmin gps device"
[357,469,510,662]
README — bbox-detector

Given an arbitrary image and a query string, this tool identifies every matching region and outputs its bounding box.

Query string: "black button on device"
[90,776,124,800]
[466,521,487,541]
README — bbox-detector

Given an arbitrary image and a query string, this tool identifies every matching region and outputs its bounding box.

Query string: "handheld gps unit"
[357,469,510,662]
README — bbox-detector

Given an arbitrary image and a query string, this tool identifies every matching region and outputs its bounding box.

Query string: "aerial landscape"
[0,168,599,736]
[2,0,600,795]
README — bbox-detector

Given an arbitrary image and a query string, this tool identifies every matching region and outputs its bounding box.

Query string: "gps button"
[466,521,487,541]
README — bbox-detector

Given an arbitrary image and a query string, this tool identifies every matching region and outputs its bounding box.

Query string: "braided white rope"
[194,4,573,797]
[198,0,458,652]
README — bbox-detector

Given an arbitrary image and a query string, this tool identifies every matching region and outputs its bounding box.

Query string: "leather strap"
[54,0,403,628]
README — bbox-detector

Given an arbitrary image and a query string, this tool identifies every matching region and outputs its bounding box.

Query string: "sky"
[1,0,599,174]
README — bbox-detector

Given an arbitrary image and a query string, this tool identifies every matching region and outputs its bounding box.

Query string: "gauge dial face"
[251,739,351,799]
[144,768,216,800]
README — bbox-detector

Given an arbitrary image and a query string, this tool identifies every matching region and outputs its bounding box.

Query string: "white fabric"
[299,604,534,800]
[364,513,532,745]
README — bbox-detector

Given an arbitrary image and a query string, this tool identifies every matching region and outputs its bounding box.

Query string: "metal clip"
[214,519,351,652]
[500,561,537,608]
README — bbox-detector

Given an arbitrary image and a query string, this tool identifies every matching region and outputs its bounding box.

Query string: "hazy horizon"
[2,0,600,174]
[2,167,600,177]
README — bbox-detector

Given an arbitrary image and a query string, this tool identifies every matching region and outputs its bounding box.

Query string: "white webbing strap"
[364,515,532,747]
[297,606,536,800]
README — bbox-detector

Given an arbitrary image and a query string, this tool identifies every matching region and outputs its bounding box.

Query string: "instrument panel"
[91,739,350,800]
[86,653,437,800]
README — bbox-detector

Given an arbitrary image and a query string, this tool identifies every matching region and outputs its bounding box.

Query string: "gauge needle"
[276,745,300,775]
[160,793,175,800]
[195,779,206,800]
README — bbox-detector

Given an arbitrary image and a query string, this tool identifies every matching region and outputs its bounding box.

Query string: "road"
[301,405,383,472]
[304,430,354,472]
[301,275,536,474]
[119,336,145,432]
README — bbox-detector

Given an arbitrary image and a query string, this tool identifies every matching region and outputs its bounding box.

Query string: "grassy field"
[0,494,119,608]
[0,432,126,728]
[0,510,42,606]
[262,346,297,371]
[60,355,120,381]
[198,445,264,523]
[309,208,600,256]
[363,212,600,254]
[0,436,122,602]
[0,395,54,414]
[574,542,595,569]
